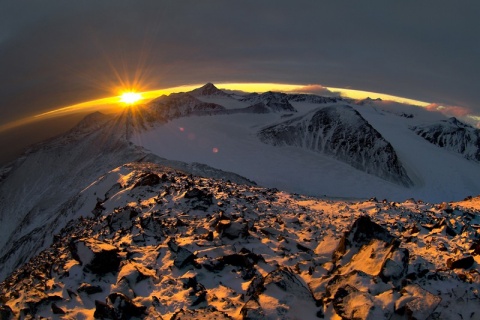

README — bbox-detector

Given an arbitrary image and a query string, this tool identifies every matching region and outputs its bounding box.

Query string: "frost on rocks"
[0,162,479,319]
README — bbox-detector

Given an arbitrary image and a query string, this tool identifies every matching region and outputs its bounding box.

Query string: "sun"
[120,92,143,105]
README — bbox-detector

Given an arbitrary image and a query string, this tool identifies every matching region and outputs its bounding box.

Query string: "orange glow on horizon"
[0,82,451,133]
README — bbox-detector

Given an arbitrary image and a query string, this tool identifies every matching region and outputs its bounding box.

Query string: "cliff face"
[411,117,480,161]
[259,105,413,186]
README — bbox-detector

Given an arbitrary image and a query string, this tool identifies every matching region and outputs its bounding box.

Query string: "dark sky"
[1,0,479,127]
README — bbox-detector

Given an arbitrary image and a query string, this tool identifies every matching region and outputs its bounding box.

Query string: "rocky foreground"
[0,162,479,319]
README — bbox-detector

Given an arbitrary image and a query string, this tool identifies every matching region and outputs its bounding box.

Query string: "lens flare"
[120,92,143,105]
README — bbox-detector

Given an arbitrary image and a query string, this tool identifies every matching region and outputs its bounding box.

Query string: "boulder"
[242,266,318,319]
[71,238,121,275]
[107,292,147,319]
[446,256,474,269]
[333,216,395,262]
[132,172,162,189]
[395,284,441,319]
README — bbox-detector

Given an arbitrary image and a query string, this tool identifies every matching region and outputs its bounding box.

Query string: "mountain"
[239,91,297,113]
[258,105,413,187]
[1,83,480,318]
[0,162,479,319]
[0,109,254,282]
[410,117,480,161]
[189,82,231,97]
[143,92,226,121]
[124,83,480,202]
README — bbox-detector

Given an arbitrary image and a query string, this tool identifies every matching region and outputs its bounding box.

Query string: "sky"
[1,1,480,128]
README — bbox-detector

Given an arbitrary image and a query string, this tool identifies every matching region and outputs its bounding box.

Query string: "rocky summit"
[0,162,479,319]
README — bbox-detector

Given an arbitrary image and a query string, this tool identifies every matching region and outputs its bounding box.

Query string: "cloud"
[424,103,472,118]
[288,85,341,98]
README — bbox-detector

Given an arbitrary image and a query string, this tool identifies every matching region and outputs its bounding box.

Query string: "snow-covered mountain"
[0,107,253,282]
[258,105,412,187]
[129,83,480,202]
[0,162,479,319]
[411,117,480,162]
[0,83,480,319]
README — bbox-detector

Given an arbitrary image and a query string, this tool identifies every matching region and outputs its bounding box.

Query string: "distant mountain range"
[0,83,479,318]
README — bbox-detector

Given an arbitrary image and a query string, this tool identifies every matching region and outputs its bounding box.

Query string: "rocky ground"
[0,162,479,319]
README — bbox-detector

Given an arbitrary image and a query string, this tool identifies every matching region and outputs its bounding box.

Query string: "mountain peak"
[190,83,230,97]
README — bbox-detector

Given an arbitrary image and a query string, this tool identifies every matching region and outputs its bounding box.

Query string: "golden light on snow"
[119,92,143,105]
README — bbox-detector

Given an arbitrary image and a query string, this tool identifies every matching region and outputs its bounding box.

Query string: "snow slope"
[131,85,480,202]
[1,162,479,319]
[0,110,256,282]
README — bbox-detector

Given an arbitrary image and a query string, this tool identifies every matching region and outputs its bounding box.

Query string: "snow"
[1,85,480,319]
[0,162,479,319]
[132,97,480,202]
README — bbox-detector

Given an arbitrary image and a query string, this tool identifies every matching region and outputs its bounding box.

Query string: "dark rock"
[215,220,231,233]
[222,221,249,240]
[78,283,103,295]
[245,275,263,300]
[73,239,121,274]
[94,300,116,319]
[171,306,233,319]
[0,305,14,319]
[240,299,264,320]
[395,284,441,320]
[174,247,196,269]
[242,266,317,318]
[183,187,213,210]
[220,249,264,270]
[446,256,474,269]
[92,200,106,216]
[51,303,66,315]
[470,240,480,255]
[296,242,313,254]
[132,172,161,189]
[203,231,214,241]
[107,292,147,319]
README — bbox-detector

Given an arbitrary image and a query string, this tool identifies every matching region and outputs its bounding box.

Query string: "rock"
[326,270,385,300]
[333,216,395,262]
[77,283,103,295]
[183,187,213,210]
[51,303,66,315]
[0,305,14,319]
[380,247,409,283]
[469,240,480,255]
[215,220,231,233]
[220,248,264,270]
[243,266,318,319]
[174,247,196,269]
[132,172,161,188]
[171,306,233,319]
[222,221,249,240]
[240,299,264,320]
[446,256,474,269]
[395,284,441,319]
[108,208,138,230]
[107,292,147,319]
[72,238,121,274]
[94,300,116,319]
[333,285,376,320]
[338,238,397,276]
